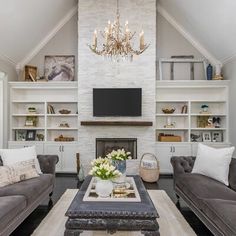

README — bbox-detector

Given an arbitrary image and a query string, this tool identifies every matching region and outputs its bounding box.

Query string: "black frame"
[26,130,36,141]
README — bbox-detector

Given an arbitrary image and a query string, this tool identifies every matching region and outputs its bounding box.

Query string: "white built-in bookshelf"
[9,82,78,142]
[156,80,229,143]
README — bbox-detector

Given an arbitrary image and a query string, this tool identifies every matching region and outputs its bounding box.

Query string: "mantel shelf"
[80,121,153,126]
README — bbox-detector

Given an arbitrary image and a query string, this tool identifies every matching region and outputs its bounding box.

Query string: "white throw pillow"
[0,146,42,174]
[192,143,235,185]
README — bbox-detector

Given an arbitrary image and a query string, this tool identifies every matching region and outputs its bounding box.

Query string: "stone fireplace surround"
[77,0,156,174]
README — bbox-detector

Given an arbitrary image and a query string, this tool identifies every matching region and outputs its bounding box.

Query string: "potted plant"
[89,158,121,198]
[106,149,132,183]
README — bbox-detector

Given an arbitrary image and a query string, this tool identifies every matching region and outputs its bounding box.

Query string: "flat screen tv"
[93,88,142,116]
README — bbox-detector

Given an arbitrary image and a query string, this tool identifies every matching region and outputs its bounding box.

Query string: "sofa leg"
[176,194,181,209]
[48,192,53,210]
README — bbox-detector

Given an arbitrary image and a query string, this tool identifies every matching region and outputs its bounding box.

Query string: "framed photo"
[25,65,37,82]
[26,130,36,141]
[44,55,75,81]
[202,132,212,142]
[15,130,27,141]
[212,131,223,142]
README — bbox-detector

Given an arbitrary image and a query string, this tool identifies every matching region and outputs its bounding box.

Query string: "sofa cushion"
[202,199,236,236]
[176,173,236,210]
[0,195,27,233]
[0,174,53,205]
[229,158,236,191]
[192,144,235,185]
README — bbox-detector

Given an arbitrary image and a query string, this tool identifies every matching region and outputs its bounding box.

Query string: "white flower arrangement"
[89,162,121,180]
[106,148,132,161]
[90,156,110,167]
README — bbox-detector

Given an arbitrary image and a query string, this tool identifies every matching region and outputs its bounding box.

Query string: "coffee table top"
[65,175,159,220]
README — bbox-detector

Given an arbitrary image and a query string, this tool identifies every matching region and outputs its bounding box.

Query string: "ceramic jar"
[95,179,113,197]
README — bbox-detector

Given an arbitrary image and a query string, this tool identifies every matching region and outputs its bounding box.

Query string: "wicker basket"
[139,153,160,183]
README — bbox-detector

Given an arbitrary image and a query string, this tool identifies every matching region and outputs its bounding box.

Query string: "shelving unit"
[156,81,229,144]
[155,80,230,174]
[9,82,79,143]
[8,82,79,173]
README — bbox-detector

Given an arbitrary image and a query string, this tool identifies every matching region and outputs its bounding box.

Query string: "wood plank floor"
[11,175,213,236]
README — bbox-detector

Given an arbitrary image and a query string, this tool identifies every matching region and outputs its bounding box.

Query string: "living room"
[0,0,236,235]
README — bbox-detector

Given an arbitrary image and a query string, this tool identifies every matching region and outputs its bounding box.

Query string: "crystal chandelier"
[88,0,149,62]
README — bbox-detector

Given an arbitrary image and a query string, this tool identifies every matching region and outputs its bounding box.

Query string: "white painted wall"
[157,14,206,80]
[29,15,78,80]
[0,59,17,81]
[223,59,236,147]
[0,78,3,148]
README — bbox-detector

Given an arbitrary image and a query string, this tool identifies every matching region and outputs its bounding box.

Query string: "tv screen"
[93,88,142,116]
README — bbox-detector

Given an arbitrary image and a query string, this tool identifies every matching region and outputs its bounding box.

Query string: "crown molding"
[16,5,78,70]
[222,53,236,65]
[157,4,222,66]
[0,54,16,67]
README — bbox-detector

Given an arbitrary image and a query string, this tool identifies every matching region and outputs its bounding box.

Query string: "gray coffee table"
[65,175,160,236]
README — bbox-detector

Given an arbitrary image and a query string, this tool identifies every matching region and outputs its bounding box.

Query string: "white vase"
[95,179,113,198]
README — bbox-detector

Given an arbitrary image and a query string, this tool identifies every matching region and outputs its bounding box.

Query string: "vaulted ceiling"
[0,0,77,65]
[159,0,236,64]
[0,0,235,68]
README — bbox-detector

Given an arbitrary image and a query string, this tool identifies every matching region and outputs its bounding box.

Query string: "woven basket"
[139,153,160,183]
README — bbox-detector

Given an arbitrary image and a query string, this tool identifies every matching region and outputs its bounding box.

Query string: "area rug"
[32,189,196,236]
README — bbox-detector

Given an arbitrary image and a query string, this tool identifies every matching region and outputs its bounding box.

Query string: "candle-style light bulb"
[93,29,97,48]
[140,30,145,50]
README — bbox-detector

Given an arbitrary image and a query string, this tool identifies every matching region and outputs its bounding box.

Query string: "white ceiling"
[0,0,235,67]
[159,0,236,64]
[0,0,77,64]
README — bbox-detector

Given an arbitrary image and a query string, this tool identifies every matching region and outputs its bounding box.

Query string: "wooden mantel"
[80,121,153,126]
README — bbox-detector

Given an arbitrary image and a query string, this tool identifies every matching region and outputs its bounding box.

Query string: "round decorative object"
[112,160,126,183]
[95,179,113,198]
[162,108,175,114]
[59,109,71,114]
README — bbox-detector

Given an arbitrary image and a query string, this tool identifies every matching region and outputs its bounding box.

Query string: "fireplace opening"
[96,138,137,159]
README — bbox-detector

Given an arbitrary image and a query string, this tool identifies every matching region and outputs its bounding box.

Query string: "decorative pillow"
[9,159,39,182]
[0,146,42,174]
[0,159,39,187]
[0,166,13,187]
[192,143,235,185]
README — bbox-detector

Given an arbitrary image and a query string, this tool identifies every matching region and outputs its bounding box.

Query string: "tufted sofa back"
[171,156,236,191]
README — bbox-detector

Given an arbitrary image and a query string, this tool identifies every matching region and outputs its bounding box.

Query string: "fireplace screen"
[96,138,137,159]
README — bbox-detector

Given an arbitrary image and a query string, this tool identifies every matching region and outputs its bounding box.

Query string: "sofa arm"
[171,156,196,178]
[37,155,59,175]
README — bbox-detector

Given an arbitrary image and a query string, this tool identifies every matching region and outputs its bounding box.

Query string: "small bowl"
[162,108,176,114]
[59,109,71,114]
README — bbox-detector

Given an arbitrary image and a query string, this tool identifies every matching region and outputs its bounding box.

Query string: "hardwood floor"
[11,175,213,236]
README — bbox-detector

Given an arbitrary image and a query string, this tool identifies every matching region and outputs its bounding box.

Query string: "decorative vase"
[112,160,126,183]
[207,64,213,80]
[95,179,113,198]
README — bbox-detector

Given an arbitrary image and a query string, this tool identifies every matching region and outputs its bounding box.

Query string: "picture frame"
[202,132,212,142]
[212,131,223,142]
[15,130,27,141]
[25,65,37,82]
[26,130,36,141]
[44,55,75,81]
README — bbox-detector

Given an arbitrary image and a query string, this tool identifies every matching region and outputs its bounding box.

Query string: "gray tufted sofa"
[171,156,236,236]
[0,155,58,236]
